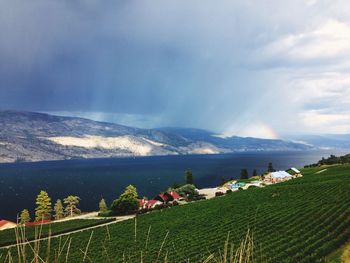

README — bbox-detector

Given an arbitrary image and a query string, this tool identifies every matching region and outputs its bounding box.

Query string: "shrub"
[173,184,198,197]
[111,196,138,215]
[215,192,224,197]
[226,189,232,194]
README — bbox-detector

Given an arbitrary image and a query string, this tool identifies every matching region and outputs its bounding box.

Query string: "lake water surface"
[0,151,341,220]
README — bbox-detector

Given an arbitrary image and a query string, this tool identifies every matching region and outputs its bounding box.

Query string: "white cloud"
[300,110,350,133]
[2,0,350,137]
[223,122,279,140]
[260,19,350,62]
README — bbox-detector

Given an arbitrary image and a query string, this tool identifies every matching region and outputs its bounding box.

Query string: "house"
[155,191,182,203]
[288,167,303,177]
[0,220,17,231]
[139,198,148,209]
[139,191,182,210]
[139,198,163,209]
[168,191,182,201]
[155,193,172,203]
[145,199,163,209]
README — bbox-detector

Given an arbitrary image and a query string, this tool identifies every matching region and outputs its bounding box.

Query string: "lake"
[0,151,340,220]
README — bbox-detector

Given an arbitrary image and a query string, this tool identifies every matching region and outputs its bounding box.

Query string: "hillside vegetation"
[0,219,113,247]
[0,111,312,163]
[2,165,350,262]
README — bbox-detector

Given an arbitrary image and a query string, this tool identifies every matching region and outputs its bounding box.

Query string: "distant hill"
[0,111,313,163]
[288,134,350,150]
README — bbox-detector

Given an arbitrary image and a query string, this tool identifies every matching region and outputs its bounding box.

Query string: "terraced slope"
[2,165,350,262]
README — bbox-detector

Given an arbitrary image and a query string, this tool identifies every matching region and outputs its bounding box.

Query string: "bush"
[226,189,233,194]
[111,196,139,215]
[173,184,198,197]
[215,192,224,197]
[238,187,244,191]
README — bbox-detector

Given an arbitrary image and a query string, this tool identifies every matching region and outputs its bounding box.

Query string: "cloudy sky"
[1,0,350,139]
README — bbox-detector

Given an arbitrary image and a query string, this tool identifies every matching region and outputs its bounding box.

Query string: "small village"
[0,166,303,232]
[139,167,303,208]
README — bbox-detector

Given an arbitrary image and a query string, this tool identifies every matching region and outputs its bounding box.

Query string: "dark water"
[0,151,341,220]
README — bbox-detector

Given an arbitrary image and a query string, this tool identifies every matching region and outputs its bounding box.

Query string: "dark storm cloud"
[1,0,350,136]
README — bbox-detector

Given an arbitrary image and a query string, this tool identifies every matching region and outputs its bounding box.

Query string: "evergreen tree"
[99,198,108,213]
[111,185,139,215]
[185,169,194,185]
[64,196,81,217]
[268,162,275,173]
[20,209,31,224]
[121,185,138,198]
[35,190,52,221]
[252,169,258,177]
[240,169,249,179]
[54,199,64,220]
[220,176,226,186]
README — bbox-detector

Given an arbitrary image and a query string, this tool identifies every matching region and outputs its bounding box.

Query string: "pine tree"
[121,185,138,198]
[268,162,275,172]
[220,176,226,186]
[54,199,64,220]
[35,190,52,221]
[252,169,258,177]
[240,169,249,179]
[185,169,194,185]
[20,209,31,224]
[99,198,108,213]
[64,196,81,217]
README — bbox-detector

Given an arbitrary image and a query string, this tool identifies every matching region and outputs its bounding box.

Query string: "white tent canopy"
[271,171,292,178]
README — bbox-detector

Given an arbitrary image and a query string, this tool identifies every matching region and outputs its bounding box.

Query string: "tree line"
[238,162,275,180]
[304,154,350,167]
[19,191,81,224]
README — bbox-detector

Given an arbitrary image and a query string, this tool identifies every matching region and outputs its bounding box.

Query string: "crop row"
[1,165,350,262]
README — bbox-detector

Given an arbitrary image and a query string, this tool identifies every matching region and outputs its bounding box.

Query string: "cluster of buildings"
[1,168,303,231]
[139,191,183,209]
[212,167,303,195]
[264,167,302,184]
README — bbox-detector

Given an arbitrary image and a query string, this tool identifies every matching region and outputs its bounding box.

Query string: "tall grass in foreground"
[0,220,264,263]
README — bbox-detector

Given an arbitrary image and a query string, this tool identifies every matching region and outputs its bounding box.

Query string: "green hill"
[2,165,350,262]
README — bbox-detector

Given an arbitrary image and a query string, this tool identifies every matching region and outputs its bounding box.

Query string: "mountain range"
[0,110,341,163]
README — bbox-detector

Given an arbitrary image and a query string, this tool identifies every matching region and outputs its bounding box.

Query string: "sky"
[1,0,350,139]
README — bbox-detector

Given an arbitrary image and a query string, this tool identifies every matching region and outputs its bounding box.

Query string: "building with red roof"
[168,191,181,200]
[155,193,171,203]
[146,199,163,208]
[0,220,17,231]
[155,191,182,203]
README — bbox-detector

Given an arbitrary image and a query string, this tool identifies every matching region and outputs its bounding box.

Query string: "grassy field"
[1,165,350,262]
[0,218,114,247]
